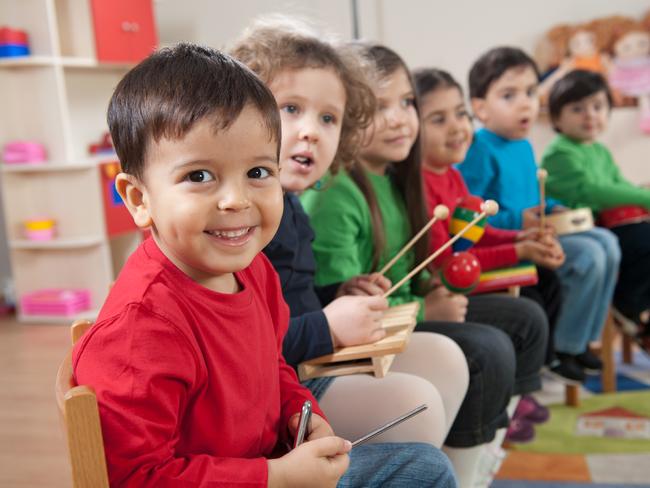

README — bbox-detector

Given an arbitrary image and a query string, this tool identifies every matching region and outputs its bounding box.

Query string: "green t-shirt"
[301,169,429,320]
[540,134,650,212]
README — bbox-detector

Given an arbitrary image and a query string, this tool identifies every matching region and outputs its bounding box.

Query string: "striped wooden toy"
[449,195,486,251]
[471,263,538,295]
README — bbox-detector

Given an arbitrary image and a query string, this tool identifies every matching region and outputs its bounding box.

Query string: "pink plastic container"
[20,288,91,316]
[3,141,47,164]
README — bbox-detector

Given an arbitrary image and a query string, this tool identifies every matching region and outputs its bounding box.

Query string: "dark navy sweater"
[263,193,338,368]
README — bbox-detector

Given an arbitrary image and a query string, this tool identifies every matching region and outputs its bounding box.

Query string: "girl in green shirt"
[303,42,549,488]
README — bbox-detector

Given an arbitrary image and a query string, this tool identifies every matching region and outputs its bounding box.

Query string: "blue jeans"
[555,228,621,354]
[340,442,456,488]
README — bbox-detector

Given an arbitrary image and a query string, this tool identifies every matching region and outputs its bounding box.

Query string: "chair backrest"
[55,319,109,488]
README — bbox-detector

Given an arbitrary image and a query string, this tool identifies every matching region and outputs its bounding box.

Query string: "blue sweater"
[458,128,559,229]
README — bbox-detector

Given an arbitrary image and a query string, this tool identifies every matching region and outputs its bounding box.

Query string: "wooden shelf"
[18,308,100,324]
[0,56,132,70]
[10,237,105,250]
[1,162,96,173]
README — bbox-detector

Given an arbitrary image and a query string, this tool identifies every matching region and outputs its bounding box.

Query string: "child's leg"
[611,223,650,322]
[467,295,548,394]
[340,442,456,488]
[390,332,469,435]
[520,266,563,365]
[414,321,515,447]
[581,227,621,342]
[555,232,615,354]
[317,372,449,447]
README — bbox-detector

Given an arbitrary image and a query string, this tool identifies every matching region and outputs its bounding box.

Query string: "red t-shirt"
[422,166,519,270]
[73,237,321,487]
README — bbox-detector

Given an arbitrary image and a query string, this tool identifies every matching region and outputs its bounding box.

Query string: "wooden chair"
[55,320,109,488]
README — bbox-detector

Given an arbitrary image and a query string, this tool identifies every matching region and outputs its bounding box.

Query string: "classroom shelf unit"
[0,0,156,322]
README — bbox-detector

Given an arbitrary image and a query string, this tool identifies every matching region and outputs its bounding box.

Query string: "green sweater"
[301,170,429,321]
[540,134,650,212]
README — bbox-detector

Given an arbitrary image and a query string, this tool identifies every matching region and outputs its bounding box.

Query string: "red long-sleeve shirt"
[422,167,519,271]
[73,237,322,487]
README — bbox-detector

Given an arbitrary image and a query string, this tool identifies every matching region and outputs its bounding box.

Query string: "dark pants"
[520,266,563,364]
[611,222,650,319]
[416,294,548,448]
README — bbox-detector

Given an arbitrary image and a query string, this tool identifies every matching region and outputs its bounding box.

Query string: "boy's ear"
[115,173,153,229]
[471,97,487,123]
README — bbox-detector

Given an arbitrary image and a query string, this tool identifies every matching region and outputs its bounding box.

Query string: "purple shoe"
[505,418,535,443]
[514,394,550,424]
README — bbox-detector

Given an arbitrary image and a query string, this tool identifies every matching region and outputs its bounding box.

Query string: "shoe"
[505,418,535,443]
[547,354,586,385]
[514,394,550,424]
[575,350,603,373]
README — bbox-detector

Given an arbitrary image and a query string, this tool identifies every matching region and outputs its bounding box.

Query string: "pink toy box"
[2,141,46,164]
[20,288,91,316]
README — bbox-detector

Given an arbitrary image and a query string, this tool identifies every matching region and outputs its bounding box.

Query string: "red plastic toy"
[440,251,482,294]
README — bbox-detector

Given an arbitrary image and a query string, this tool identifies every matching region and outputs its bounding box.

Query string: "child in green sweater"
[541,69,650,353]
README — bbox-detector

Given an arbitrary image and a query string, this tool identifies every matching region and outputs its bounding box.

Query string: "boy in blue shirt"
[459,47,621,383]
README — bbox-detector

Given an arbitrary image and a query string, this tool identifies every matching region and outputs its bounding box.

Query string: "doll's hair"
[412,68,463,100]
[548,69,613,132]
[347,42,429,272]
[468,46,540,99]
[229,15,375,174]
[108,43,280,179]
[604,17,649,56]
[535,24,573,73]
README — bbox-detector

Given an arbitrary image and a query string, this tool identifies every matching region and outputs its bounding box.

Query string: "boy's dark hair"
[412,68,463,99]
[108,43,281,179]
[468,46,540,99]
[548,69,613,127]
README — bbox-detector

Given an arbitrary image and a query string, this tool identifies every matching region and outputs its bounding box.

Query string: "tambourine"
[545,208,594,235]
[598,205,650,228]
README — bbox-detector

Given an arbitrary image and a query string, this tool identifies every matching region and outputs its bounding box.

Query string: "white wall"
[156,0,650,88]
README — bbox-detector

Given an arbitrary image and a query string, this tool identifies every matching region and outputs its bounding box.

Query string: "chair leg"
[622,335,635,364]
[600,312,617,393]
[565,384,580,406]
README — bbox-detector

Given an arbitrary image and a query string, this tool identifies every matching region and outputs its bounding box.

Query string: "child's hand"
[516,227,556,241]
[324,295,388,348]
[515,240,562,268]
[268,436,351,488]
[424,285,468,323]
[288,413,333,443]
[522,206,540,229]
[337,273,391,297]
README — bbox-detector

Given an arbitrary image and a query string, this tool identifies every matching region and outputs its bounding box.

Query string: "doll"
[607,19,650,132]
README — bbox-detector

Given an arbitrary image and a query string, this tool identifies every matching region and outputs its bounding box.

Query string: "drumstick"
[383,200,499,298]
[375,205,449,278]
[537,168,548,237]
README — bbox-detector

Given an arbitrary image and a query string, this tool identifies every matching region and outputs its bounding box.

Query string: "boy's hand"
[516,227,556,241]
[268,436,351,488]
[337,273,391,297]
[522,206,540,230]
[324,295,388,348]
[424,285,468,322]
[288,413,333,442]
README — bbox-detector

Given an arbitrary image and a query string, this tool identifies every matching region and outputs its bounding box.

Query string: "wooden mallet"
[384,200,499,298]
[375,204,449,279]
[537,168,548,236]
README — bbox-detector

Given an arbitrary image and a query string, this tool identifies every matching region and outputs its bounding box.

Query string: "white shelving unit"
[0,0,140,322]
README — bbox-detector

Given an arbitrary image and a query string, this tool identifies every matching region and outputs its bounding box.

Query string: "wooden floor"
[0,315,72,487]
